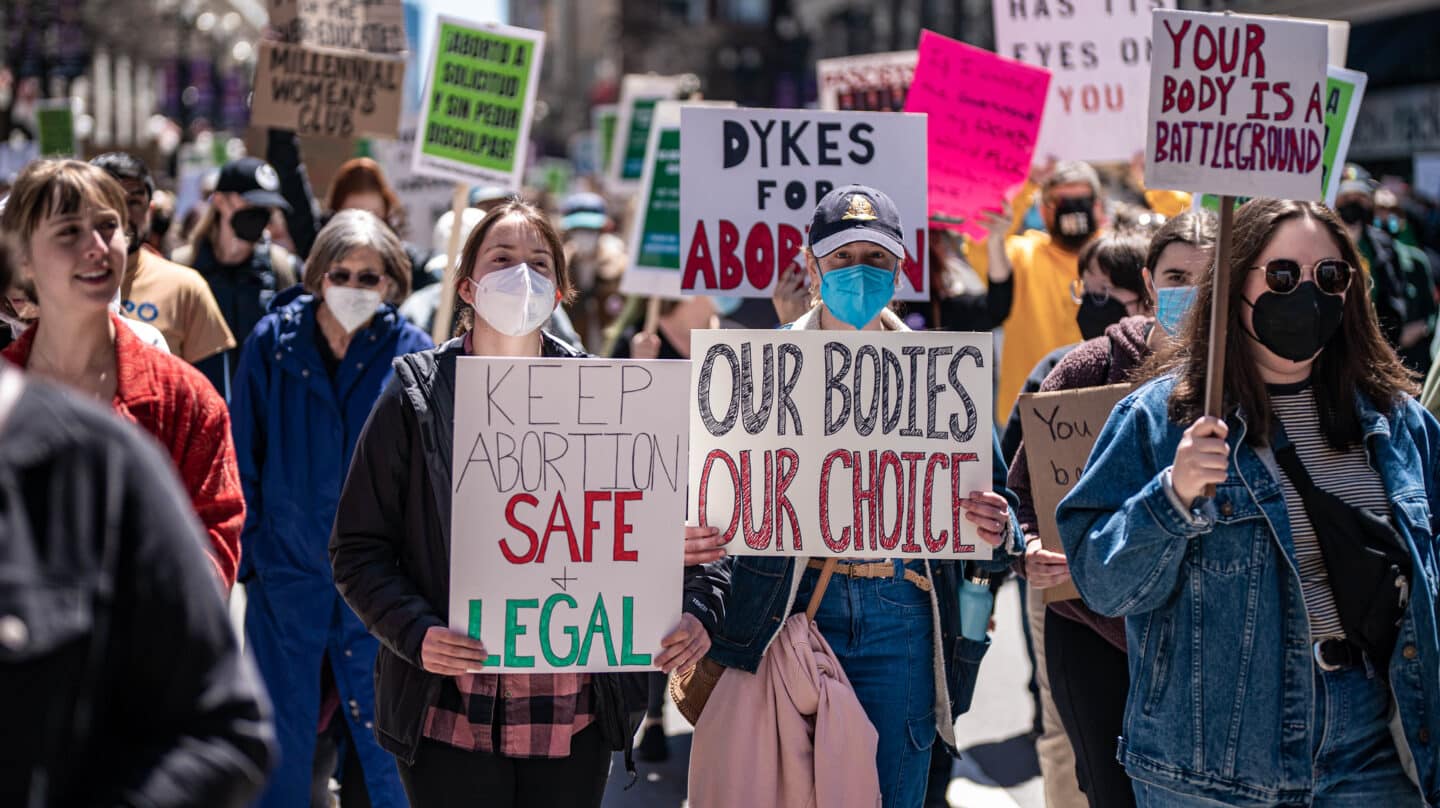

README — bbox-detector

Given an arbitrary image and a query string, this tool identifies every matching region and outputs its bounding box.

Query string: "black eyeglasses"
[1248,258,1353,296]
[326,268,384,288]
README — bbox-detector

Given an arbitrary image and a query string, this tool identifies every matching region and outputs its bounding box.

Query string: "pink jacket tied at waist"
[688,613,881,808]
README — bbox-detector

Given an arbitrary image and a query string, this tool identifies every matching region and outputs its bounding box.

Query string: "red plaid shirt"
[423,673,594,758]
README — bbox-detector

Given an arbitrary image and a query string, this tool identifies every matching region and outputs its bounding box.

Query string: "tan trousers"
[1028,583,1088,808]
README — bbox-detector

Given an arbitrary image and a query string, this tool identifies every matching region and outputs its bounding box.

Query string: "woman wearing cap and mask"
[695,185,1023,808]
[1058,199,1440,806]
[230,209,432,808]
[329,200,729,807]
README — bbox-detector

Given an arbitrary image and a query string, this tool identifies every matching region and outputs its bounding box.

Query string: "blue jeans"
[1133,664,1422,807]
[796,561,936,808]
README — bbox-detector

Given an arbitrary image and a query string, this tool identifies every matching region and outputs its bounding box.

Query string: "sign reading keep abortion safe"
[688,330,994,560]
[449,358,689,673]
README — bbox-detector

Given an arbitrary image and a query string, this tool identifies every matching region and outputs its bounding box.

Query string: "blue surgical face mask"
[1154,285,1198,335]
[819,263,896,330]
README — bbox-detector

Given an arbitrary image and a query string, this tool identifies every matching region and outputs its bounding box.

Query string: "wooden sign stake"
[1202,195,1236,497]
[431,183,469,344]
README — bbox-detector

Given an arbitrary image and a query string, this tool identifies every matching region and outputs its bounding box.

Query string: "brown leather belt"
[806,559,933,593]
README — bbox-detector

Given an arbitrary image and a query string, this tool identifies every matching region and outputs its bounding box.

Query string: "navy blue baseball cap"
[216,157,290,212]
[809,184,904,259]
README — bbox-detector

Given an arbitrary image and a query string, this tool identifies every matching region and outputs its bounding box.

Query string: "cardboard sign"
[449,357,689,673]
[250,41,405,140]
[267,0,408,54]
[1321,66,1367,206]
[1017,383,1132,603]
[36,100,76,157]
[411,18,544,189]
[608,75,686,192]
[678,106,929,300]
[688,330,994,559]
[994,0,1173,163]
[817,51,917,112]
[1350,84,1440,161]
[903,30,1050,239]
[1144,10,1328,201]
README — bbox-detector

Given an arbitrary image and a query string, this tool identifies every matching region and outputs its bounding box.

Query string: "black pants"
[397,724,611,808]
[1045,608,1135,808]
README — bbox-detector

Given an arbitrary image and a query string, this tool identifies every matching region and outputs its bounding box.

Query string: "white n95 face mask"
[324,286,383,333]
[472,263,557,337]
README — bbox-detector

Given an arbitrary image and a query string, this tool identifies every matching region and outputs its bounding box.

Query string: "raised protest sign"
[903,30,1050,239]
[1144,10,1328,200]
[36,100,76,157]
[267,0,408,54]
[1017,383,1132,603]
[608,75,686,193]
[679,106,929,300]
[411,18,544,188]
[449,357,689,673]
[817,51,917,112]
[250,41,405,139]
[688,330,994,559]
[994,0,1173,163]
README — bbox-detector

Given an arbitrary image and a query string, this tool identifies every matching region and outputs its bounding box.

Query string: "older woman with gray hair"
[230,208,433,808]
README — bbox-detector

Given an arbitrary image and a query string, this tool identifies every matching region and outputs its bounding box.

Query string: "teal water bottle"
[959,571,993,642]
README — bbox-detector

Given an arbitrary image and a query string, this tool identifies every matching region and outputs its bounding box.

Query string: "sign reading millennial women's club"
[1144,9,1328,200]
[679,106,928,300]
[689,330,994,559]
[449,358,689,673]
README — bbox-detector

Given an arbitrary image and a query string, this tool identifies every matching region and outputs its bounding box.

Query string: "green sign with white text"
[36,103,75,158]
[637,128,681,269]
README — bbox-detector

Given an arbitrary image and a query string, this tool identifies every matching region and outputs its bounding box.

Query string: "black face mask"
[1336,201,1372,227]
[1076,296,1128,341]
[230,207,271,243]
[1244,282,1344,362]
[1051,196,1096,251]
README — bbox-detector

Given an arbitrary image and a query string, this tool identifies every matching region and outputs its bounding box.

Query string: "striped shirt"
[1271,386,1392,640]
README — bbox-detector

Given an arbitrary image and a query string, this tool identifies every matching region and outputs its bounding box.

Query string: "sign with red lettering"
[817,50,917,112]
[1145,9,1328,200]
[994,0,1173,163]
[449,358,689,673]
[688,330,994,559]
[679,106,928,300]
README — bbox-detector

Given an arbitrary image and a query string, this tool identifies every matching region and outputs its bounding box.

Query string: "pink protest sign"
[904,30,1050,238]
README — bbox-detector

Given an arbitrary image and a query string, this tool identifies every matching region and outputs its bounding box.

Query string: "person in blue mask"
[700,184,1023,808]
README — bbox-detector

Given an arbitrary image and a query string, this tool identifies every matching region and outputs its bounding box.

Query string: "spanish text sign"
[449,358,689,673]
[678,106,929,300]
[411,18,544,188]
[1144,9,1328,200]
[688,330,994,559]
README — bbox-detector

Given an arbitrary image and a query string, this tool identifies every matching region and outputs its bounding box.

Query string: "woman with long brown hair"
[1057,199,1438,806]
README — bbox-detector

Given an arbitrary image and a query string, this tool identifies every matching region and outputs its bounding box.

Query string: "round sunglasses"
[1248,258,1353,296]
[326,268,385,288]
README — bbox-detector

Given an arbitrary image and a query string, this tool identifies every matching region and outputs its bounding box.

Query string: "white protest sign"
[816,50,917,112]
[679,106,929,300]
[608,74,687,193]
[1145,9,1328,200]
[449,358,689,673]
[688,329,994,560]
[994,0,1173,163]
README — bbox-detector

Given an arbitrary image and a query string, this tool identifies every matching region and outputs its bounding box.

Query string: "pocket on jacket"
[1140,612,1174,716]
[947,635,990,717]
[0,580,93,663]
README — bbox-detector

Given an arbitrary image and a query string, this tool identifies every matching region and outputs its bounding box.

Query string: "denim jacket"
[1057,376,1440,807]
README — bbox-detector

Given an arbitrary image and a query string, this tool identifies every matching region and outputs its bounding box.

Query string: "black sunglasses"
[1248,258,1352,296]
[326,268,384,288]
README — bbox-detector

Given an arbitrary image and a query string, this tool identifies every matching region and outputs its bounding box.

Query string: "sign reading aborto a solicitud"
[449,357,689,673]
[411,18,544,189]
[689,329,995,560]
[678,106,929,301]
[1144,9,1328,200]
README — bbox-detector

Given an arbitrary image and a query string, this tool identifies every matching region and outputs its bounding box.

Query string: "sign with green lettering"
[412,17,544,188]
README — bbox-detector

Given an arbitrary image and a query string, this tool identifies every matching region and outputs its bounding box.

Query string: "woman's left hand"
[962,491,1013,548]
[655,613,711,674]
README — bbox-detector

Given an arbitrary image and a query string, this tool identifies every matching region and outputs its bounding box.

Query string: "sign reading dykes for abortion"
[689,330,994,559]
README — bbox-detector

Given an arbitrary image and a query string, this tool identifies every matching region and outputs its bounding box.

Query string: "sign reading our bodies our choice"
[689,330,994,560]
[1144,9,1328,200]
[449,358,688,673]
[679,106,929,300]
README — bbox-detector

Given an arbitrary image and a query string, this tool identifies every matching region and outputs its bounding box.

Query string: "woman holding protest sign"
[692,185,1023,808]
[1008,213,1215,808]
[1057,199,1439,807]
[329,199,730,808]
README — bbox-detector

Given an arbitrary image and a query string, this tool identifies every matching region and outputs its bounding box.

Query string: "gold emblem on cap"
[842,194,877,221]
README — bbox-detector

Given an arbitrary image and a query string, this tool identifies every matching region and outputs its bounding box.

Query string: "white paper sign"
[679,106,929,300]
[1144,9,1328,200]
[449,357,689,673]
[994,0,1174,163]
[688,329,994,559]
[816,50,917,112]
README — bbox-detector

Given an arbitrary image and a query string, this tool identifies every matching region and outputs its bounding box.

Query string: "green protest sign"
[36,101,76,158]
[606,74,685,193]
[594,104,618,176]
[411,17,544,188]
